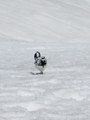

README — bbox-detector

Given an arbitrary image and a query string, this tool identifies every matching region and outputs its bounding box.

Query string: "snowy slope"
[0,0,90,42]
[0,0,90,120]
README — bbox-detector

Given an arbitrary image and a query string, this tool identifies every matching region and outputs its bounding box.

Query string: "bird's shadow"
[30,72,43,75]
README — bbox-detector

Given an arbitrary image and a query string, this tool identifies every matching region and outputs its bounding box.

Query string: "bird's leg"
[40,71,43,74]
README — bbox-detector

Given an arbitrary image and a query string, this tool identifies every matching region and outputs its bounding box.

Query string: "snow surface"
[0,0,90,120]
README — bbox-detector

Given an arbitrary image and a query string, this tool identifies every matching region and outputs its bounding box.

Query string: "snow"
[0,0,90,120]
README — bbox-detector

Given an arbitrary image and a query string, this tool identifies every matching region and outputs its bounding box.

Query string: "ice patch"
[53,90,84,101]
[20,102,43,111]
[11,75,25,78]
[71,93,84,101]
[17,91,33,97]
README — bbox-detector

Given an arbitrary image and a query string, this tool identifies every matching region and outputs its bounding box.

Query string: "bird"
[34,51,47,74]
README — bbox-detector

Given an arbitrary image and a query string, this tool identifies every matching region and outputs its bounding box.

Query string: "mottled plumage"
[34,51,47,74]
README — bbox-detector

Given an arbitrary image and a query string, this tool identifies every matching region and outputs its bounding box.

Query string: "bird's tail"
[34,51,41,60]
